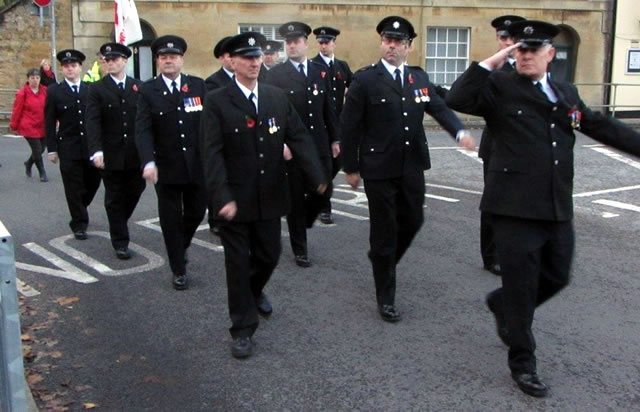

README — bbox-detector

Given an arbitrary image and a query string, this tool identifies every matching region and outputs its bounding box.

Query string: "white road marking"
[16,278,40,297]
[426,194,459,202]
[456,148,484,164]
[426,183,483,195]
[590,147,640,170]
[573,184,640,198]
[582,144,605,148]
[16,243,98,283]
[593,199,640,213]
[430,146,462,150]
[601,212,620,218]
[49,232,165,276]
[332,210,369,220]
[136,218,223,252]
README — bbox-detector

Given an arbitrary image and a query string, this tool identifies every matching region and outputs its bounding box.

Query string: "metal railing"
[0,221,28,411]
[571,83,640,116]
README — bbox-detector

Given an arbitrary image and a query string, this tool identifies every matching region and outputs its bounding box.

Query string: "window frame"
[424,26,470,86]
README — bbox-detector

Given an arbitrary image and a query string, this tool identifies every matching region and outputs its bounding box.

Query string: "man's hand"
[92,154,105,169]
[142,166,158,184]
[316,183,327,194]
[345,172,360,189]
[457,131,476,151]
[331,142,340,158]
[283,144,292,161]
[218,201,237,220]
[481,43,521,71]
[48,153,59,164]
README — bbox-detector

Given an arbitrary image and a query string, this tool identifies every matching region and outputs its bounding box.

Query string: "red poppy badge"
[245,116,255,128]
[181,84,189,93]
[132,84,139,92]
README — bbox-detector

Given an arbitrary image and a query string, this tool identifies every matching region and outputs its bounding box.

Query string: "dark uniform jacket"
[86,75,143,171]
[311,54,353,115]
[446,62,640,221]
[135,74,206,185]
[264,60,338,159]
[200,82,325,222]
[340,61,464,180]
[477,62,515,162]
[257,64,270,83]
[205,67,233,92]
[45,81,91,160]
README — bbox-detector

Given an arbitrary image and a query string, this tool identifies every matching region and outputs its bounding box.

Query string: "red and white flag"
[115,0,143,45]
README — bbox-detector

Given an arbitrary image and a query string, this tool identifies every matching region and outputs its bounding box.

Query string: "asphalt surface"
[1,130,639,411]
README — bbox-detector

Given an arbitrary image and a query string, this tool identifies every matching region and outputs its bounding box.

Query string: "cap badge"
[288,25,295,32]
[65,51,71,57]
[320,29,326,34]
[504,20,511,26]
[106,46,112,52]
[523,26,534,35]
[266,45,271,50]
[167,42,174,48]
[248,37,256,46]
[392,21,400,29]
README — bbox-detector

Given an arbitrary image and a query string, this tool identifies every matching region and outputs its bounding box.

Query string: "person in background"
[10,68,49,182]
[83,52,107,83]
[39,59,57,87]
[257,40,282,82]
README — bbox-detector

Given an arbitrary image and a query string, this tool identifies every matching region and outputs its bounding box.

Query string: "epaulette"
[356,63,377,73]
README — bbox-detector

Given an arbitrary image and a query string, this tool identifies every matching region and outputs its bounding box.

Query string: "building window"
[238,24,286,60]
[425,27,469,86]
[30,4,50,17]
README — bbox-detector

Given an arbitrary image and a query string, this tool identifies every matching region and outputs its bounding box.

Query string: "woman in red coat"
[10,68,48,182]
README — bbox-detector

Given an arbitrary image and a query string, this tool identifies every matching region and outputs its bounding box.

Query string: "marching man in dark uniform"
[86,42,145,260]
[340,16,474,323]
[135,35,208,290]
[45,49,102,240]
[204,36,234,235]
[446,20,640,398]
[478,15,526,276]
[257,40,282,82]
[264,21,338,268]
[311,26,353,224]
[200,32,327,358]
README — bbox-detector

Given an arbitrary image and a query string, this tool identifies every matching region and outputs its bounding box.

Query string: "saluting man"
[311,26,353,225]
[478,15,526,276]
[257,40,282,82]
[45,49,102,240]
[200,32,327,358]
[340,16,474,323]
[446,20,640,398]
[86,42,145,260]
[264,21,338,268]
[135,35,208,290]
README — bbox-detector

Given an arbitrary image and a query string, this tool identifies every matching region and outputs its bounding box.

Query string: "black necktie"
[394,68,402,89]
[171,80,178,94]
[535,82,548,101]
[248,92,257,114]
[298,63,305,77]
[328,60,335,80]
[72,85,78,94]
[118,82,124,91]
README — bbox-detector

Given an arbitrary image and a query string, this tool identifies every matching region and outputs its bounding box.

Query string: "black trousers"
[480,161,498,267]
[363,173,425,306]
[285,157,332,256]
[487,215,574,374]
[101,168,146,249]
[220,218,281,338]
[59,158,102,232]
[154,181,207,275]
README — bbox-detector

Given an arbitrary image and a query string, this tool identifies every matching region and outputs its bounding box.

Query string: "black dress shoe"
[172,273,188,290]
[512,372,548,398]
[486,295,510,346]
[256,293,272,317]
[73,230,88,240]
[483,263,501,276]
[319,212,334,224]
[378,304,401,323]
[115,248,131,260]
[231,337,253,359]
[295,255,312,268]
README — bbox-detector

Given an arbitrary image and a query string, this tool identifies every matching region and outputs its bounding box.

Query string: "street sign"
[33,0,51,7]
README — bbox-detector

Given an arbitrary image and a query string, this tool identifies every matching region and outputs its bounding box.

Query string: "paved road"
[1,131,639,410]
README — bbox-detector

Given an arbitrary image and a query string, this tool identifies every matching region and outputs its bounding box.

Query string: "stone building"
[0,0,630,114]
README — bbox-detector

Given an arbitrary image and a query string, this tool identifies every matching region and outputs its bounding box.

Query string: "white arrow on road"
[16,243,99,283]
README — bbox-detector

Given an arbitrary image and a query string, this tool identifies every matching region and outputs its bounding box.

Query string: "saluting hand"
[345,172,360,189]
[142,165,158,184]
[219,201,237,220]
[481,43,521,71]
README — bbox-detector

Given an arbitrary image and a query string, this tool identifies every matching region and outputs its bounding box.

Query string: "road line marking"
[601,212,620,218]
[426,183,483,195]
[590,147,640,170]
[573,184,640,198]
[456,148,484,164]
[17,243,98,283]
[582,144,604,148]
[426,194,459,202]
[332,210,369,220]
[593,199,640,213]
[430,146,462,150]
[16,278,40,297]
[136,218,223,252]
